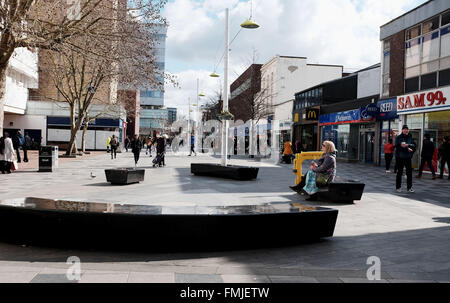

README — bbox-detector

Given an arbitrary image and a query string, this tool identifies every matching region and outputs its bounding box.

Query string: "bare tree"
[0,0,127,135]
[37,1,173,155]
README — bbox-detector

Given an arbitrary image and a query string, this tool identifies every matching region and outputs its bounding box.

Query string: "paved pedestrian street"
[0,151,449,283]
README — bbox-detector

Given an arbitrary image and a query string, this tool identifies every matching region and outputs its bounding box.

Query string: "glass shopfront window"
[321,124,359,161]
[425,111,450,148]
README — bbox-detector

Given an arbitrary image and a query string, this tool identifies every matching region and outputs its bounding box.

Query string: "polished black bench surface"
[191,163,259,180]
[0,198,338,251]
[105,168,145,184]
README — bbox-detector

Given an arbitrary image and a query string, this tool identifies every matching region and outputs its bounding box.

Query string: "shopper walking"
[12,131,24,163]
[282,140,293,164]
[438,136,450,180]
[417,133,436,179]
[23,132,32,162]
[189,135,196,156]
[0,133,15,174]
[110,135,118,160]
[130,134,142,167]
[384,138,395,172]
[124,136,130,152]
[106,136,111,153]
[395,125,416,193]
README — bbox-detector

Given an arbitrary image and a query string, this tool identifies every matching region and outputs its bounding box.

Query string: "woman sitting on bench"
[303,140,337,200]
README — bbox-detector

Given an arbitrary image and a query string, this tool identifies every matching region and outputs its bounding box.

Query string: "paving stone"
[30,274,79,283]
[175,273,223,283]
[127,272,175,283]
[221,275,271,283]
[339,278,389,283]
[80,273,129,283]
[0,272,39,283]
[268,275,318,283]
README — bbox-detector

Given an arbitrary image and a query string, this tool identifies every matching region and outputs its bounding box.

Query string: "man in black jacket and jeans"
[395,125,416,193]
[438,136,450,180]
[417,133,436,179]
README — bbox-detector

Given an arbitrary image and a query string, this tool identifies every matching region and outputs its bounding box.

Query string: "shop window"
[423,17,439,34]
[406,25,421,40]
[420,72,437,90]
[441,26,450,57]
[405,38,421,68]
[439,68,450,87]
[442,11,450,26]
[421,31,440,63]
[405,77,419,93]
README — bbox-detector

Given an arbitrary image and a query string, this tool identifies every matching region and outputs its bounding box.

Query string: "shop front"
[397,85,450,174]
[319,107,376,163]
[377,98,400,167]
[292,108,320,152]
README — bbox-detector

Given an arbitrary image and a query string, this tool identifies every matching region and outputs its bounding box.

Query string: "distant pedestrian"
[124,136,130,152]
[0,133,15,174]
[106,136,111,153]
[282,140,293,164]
[130,134,142,166]
[395,125,416,193]
[189,135,196,156]
[153,134,166,167]
[438,136,450,180]
[12,131,24,163]
[417,133,436,179]
[110,135,118,160]
[23,132,32,162]
[384,138,395,172]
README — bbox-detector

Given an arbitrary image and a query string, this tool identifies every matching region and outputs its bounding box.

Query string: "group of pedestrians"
[119,133,168,167]
[384,124,450,193]
[0,131,34,174]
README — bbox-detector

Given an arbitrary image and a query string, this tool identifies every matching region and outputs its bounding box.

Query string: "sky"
[162,0,428,118]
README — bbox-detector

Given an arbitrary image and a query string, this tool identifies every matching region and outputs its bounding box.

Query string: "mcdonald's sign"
[305,109,319,120]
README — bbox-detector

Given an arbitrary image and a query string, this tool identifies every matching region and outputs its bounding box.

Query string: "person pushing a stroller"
[153,134,167,167]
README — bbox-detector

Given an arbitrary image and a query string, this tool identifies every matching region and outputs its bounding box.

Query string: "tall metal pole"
[221,8,230,166]
[188,97,191,153]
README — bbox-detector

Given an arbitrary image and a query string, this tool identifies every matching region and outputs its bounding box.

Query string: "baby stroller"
[152,152,165,167]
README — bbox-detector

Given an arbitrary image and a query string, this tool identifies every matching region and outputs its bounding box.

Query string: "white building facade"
[260,55,343,145]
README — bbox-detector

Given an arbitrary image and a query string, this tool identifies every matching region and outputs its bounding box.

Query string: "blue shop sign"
[376,98,398,120]
[319,109,360,125]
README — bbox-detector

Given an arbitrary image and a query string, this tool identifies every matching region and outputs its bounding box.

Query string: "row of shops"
[292,85,449,174]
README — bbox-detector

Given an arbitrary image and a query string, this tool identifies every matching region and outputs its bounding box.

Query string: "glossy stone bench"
[191,163,259,181]
[105,168,145,185]
[0,198,338,251]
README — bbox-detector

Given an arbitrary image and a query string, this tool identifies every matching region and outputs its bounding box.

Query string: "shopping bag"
[11,160,18,171]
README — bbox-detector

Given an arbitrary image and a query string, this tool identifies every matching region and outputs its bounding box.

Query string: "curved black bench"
[0,198,338,251]
[105,168,145,185]
[290,176,365,204]
[191,163,259,181]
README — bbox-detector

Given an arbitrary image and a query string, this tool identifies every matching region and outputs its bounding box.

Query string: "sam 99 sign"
[397,87,449,114]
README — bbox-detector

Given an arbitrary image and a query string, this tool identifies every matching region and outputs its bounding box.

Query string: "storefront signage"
[305,109,319,120]
[397,86,449,114]
[360,105,377,121]
[319,109,360,125]
[376,98,398,120]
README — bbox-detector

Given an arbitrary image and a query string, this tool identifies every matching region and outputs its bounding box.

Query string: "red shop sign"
[397,86,449,114]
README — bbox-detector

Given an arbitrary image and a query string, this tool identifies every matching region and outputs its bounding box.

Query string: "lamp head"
[210,72,220,78]
[241,19,259,29]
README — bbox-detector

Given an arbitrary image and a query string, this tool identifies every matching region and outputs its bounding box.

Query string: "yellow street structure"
[292,151,324,185]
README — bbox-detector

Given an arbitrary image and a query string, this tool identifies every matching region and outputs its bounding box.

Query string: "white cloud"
[163,0,427,110]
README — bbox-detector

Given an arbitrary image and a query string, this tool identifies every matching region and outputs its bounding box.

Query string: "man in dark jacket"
[12,131,24,163]
[130,134,142,166]
[23,132,32,163]
[395,125,416,193]
[417,133,436,179]
[438,136,450,180]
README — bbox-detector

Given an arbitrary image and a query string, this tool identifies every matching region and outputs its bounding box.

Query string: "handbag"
[11,160,18,171]
[316,172,331,187]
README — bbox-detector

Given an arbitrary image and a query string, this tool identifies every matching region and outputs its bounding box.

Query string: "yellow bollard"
[292,151,324,185]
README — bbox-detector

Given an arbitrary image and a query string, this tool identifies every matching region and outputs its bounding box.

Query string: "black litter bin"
[39,146,59,172]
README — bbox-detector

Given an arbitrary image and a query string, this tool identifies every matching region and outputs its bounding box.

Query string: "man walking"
[130,134,142,167]
[12,131,24,163]
[417,133,436,179]
[23,132,32,163]
[395,125,416,193]
[106,136,111,153]
[189,134,196,156]
[110,135,118,160]
[438,136,450,180]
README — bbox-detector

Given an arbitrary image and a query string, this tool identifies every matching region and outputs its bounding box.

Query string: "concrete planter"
[0,198,339,251]
[191,163,259,180]
[105,168,145,185]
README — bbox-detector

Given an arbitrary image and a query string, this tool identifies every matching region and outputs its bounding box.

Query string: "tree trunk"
[0,66,8,136]
[81,117,88,153]
[66,105,82,156]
